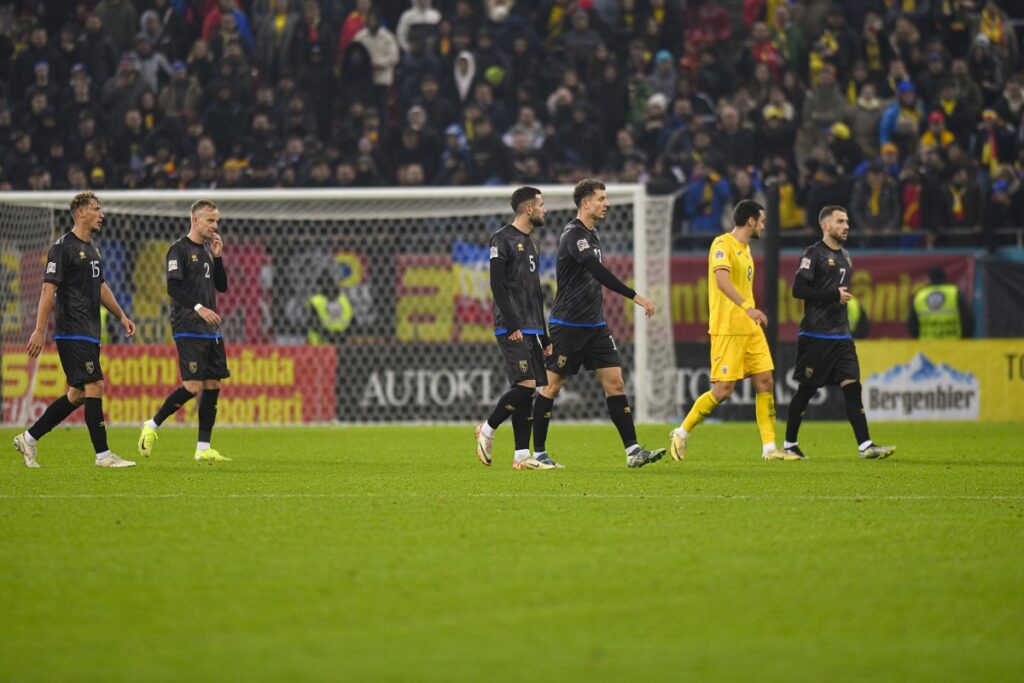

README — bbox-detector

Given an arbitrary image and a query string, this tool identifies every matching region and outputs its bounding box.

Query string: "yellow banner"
[857,340,1024,422]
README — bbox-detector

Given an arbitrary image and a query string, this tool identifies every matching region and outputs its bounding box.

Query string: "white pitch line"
[0,492,1021,502]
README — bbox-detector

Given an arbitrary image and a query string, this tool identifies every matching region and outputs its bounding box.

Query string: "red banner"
[666,252,974,342]
[393,251,973,343]
[2,344,336,426]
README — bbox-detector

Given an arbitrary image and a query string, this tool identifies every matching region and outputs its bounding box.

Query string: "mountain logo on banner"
[865,352,979,420]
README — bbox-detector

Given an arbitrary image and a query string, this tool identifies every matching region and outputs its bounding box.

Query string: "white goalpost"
[0,186,675,426]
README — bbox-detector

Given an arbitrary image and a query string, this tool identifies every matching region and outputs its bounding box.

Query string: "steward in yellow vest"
[307,285,354,346]
[847,296,869,338]
[908,268,971,339]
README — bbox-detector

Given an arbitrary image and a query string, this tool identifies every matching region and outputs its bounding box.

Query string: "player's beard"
[530,215,544,227]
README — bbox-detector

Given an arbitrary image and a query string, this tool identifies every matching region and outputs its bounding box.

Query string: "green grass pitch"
[1,421,1022,682]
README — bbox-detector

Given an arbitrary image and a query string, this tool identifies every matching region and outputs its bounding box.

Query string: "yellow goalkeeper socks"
[756,391,777,447]
[682,391,720,433]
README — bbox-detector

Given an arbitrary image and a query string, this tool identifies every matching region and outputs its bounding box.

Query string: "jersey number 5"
[528,254,536,272]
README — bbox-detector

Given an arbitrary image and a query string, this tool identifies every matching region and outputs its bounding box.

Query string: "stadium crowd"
[0,0,1022,243]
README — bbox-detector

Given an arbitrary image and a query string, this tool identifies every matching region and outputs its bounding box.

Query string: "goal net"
[0,186,675,426]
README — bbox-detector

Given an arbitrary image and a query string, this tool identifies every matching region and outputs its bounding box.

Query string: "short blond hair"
[190,199,218,215]
[69,191,98,215]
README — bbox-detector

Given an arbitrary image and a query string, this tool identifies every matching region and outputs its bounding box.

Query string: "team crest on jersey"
[191,254,199,262]
[519,360,528,373]
[46,261,56,274]
[577,239,589,252]
[78,251,86,259]
[189,361,198,373]
[489,246,499,259]
[805,367,814,379]
[714,250,725,259]
[800,258,811,270]
[827,258,835,266]
[85,361,94,374]
[557,355,567,368]
[516,243,524,251]
[168,259,178,272]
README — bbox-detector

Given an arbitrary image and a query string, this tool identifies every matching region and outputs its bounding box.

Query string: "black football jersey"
[796,241,853,337]
[489,224,546,334]
[166,236,219,336]
[548,219,605,326]
[44,231,104,342]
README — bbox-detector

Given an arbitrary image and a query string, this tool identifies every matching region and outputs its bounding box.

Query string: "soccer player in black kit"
[13,192,138,468]
[475,187,561,469]
[137,199,232,462]
[785,206,896,460]
[532,179,665,468]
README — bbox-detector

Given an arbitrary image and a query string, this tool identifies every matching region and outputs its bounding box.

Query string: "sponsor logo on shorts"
[189,361,198,374]
[489,246,499,259]
[577,239,589,252]
[800,257,811,270]
[168,259,178,272]
[721,365,728,375]
[519,360,528,373]
[46,261,57,274]
[557,355,567,368]
[85,361,94,374]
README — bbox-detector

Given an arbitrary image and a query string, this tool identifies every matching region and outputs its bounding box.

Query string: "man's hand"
[543,344,553,357]
[120,316,137,338]
[209,232,224,257]
[746,307,768,327]
[508,329,523,342]
[27,329,45,358]
[634,294,655,317]
[838,287,854,304]
[197,305,222,326]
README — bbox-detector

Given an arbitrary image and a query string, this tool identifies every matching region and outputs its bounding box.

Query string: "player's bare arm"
[713,268,767,326]
[100,283,136,338]
[196,305,222,326]
[27,282,58,358]
[633,294,655,317]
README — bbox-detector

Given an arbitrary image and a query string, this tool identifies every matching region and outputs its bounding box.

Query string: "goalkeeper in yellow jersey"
[669,200,799,462]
